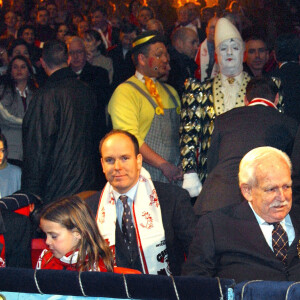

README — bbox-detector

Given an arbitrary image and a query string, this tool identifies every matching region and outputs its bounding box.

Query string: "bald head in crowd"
[171,27,199,59]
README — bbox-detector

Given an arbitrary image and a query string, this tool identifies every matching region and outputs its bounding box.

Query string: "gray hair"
[66,36,86,51]
[238,146,292,187]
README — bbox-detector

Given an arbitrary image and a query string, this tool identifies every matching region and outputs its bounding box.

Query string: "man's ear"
[243,50,247,62]
[175,39,183,53]
[240,183,252,202]
[138,53,147,67]
[137,153,143,171]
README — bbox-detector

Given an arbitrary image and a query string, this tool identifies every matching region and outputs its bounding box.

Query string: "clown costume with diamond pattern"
[179,72,251,183]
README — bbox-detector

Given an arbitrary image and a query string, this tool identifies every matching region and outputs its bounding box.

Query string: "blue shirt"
[0,163,21,198]
[249,202,295,250]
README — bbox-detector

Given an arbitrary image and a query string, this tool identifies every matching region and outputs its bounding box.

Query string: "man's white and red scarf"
[96,167,170,275]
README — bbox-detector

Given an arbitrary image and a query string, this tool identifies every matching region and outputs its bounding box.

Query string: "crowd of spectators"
[0,0,300,286]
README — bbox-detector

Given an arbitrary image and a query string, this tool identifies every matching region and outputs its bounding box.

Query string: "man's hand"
[182,172,202,197]
[160,162,183,183]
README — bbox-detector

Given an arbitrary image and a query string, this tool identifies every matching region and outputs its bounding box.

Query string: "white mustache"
[270,200,289,208]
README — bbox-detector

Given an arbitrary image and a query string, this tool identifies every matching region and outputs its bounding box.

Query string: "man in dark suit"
[67,36,111,186]
[85,129,196,276]
[269,33,300,123]
[107,22,137,91]
[194,77,298,216]
[67,36,111,136]
[183,146,300,283]
[167,27,199,98]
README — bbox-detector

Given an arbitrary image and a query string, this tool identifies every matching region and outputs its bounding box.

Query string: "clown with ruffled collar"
[180,18,252,198]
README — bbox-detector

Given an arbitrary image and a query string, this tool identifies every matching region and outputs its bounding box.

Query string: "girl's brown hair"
[40,195,114,272]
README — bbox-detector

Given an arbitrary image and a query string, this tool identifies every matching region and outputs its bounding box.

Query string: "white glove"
[182,173,202,197]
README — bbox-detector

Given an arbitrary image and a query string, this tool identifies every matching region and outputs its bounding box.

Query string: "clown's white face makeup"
[216,38,244,77]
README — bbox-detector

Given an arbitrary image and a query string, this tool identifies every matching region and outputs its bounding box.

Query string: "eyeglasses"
[0,149,6,154]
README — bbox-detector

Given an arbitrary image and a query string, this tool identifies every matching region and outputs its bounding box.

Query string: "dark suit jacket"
[194,105,298,216]
[77,62,111,112]
[269,62,300,123]
[107,44,135,91]
[291,126,300,205]
[167,46,198,98]
[183,201,300,283]
[2,210,32,268]
[86,181,196,275]
[76,62,111,186]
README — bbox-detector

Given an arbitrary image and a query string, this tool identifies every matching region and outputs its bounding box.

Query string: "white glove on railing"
[182,173,202,197]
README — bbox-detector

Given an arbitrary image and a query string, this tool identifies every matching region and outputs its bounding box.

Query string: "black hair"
[0,133,8,152]
[275,33,300,62]
[42,40,68,69]
[246,77,279,102]
[17,25,36,39]
[7,38,30,57]
[131,30,166,66]
[0,55,38,101]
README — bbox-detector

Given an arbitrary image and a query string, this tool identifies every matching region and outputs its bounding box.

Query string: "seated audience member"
[0,55,38,165]
[83,30,114,84]
[0,133,21,197]
[7,38,30,61]
[107,22,137,91]
[137,6,154,32]
[37,195,114,271]
[168,27,199,97]
[7,38,46,86]
[69,11,84,34]
[0,40,9,76]
[194,77,298,216]
[1,11,18,39]
[56,23,71,43]
[85,130,196,276]
[243,36,269,77]
[0,133,31,268]
[146,19,164,35]
[34,7,56,43]
[183,146,300,282]
[77,20,90,39]
[184,2,206,43]
[46,2,59,30]
[90,6,116,49]
[17,25,42,67]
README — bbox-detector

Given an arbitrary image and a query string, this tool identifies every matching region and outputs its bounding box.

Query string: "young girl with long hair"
[36,195,114,272]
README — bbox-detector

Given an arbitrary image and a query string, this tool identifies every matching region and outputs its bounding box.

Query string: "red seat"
[114,267,142,274]
[31,238,47,268]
